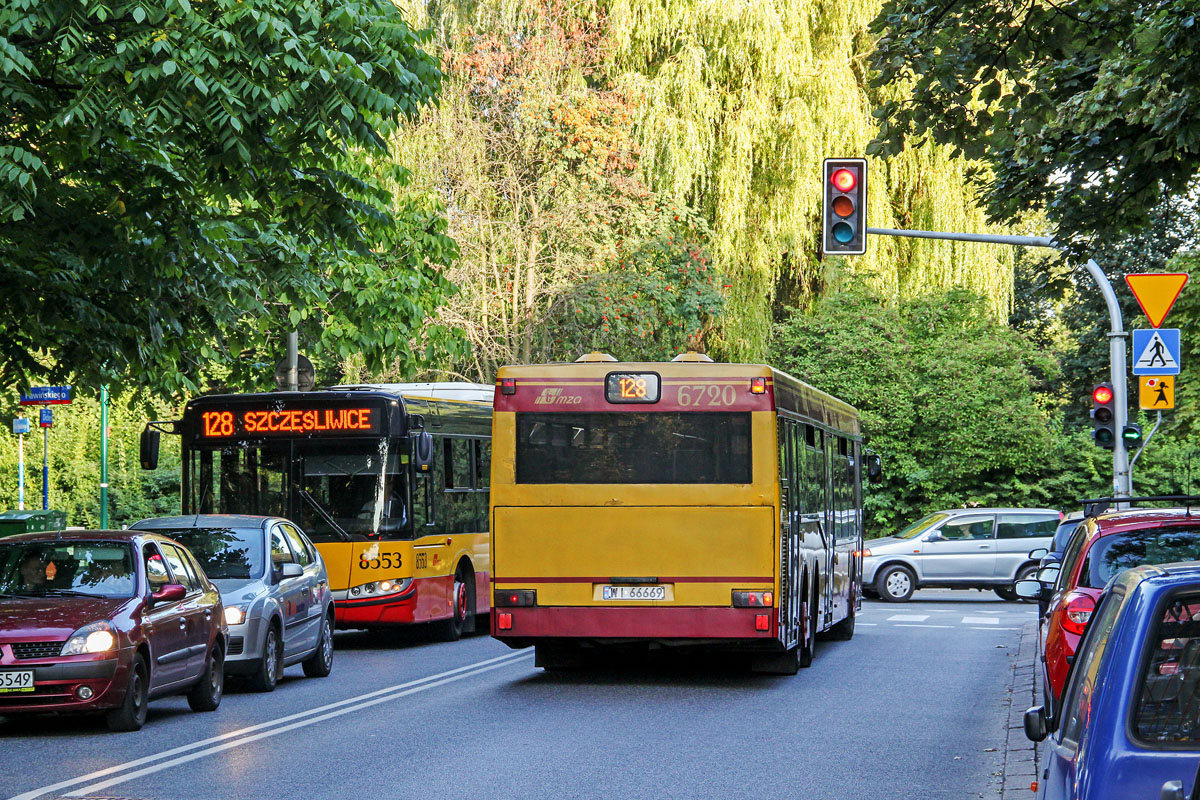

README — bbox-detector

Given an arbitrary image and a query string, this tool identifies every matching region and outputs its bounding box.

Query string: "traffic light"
[822,158,867,255]
[1091,383,1115,449]
[1123,423,1143,446]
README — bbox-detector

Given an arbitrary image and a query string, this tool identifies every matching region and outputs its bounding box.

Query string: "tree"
[869,0,1200,251]
[0,0,455,395]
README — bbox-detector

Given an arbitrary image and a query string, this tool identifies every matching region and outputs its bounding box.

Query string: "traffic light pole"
[865,227,1132,502]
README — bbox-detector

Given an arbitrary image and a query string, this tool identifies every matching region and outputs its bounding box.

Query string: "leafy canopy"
[868,0,1200,249]
[0,0,453,395]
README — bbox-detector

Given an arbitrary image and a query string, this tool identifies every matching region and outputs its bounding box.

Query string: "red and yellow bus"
[170,383,493,639]
[489,353,874,672]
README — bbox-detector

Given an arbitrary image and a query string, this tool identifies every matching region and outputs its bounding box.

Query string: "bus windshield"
[188,439,410,541]
[515,411,752,484]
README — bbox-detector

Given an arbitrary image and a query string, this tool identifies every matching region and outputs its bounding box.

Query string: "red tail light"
[500,378,516,395]
[497,612,513,630]
[754,614,770,631]
[1061,593,1095,635]
[750,377,767,394]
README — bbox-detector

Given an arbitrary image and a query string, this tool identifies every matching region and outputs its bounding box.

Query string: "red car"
[0,530,227,731]
[1037,507,1200,710]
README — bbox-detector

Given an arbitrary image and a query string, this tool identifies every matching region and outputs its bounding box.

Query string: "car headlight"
[61,621,117,656]
[224,605,248,626]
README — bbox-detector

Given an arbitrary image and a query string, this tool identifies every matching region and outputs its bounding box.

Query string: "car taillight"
[1061,593,1095,635]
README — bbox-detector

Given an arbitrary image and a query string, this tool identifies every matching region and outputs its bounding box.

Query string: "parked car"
[1022,562,1200,800]
[130,516,334,691]
[1050,511,1085,556]
[0,530,226,731]
[861,507,1060,602]
[1021,507,1200,711]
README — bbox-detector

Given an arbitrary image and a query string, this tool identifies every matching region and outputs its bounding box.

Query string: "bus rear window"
[515,412,752,484]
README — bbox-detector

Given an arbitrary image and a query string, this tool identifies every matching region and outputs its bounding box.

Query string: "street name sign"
[1140,377,1175,410]
[19,386,72,406]
[12,418,30,434]
[1125,273,1188,328]
[1132,328,1181,376]
[39,408,53,428]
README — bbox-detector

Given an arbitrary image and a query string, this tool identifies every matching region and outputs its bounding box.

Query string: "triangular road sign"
[1125,272,1188,328]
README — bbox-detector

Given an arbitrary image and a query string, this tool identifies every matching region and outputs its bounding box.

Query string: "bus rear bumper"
[491,606,777,642]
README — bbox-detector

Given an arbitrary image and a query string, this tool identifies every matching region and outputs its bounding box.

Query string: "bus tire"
[799,576,817,668]
[827,603,855,641]
[750,647,799,675]
[876,564,915,603]
[435,564,473,642]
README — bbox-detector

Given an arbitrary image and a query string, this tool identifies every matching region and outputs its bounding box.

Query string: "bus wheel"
[435,566,473,642]
[799,579,817,668]
[751,646,799,675]
[827,602,855,641]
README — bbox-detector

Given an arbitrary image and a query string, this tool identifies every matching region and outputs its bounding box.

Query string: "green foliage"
[869,0,1200,251]
[0,0,455,394]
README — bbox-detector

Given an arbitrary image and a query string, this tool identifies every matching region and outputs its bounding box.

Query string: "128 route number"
[676,385,736,407]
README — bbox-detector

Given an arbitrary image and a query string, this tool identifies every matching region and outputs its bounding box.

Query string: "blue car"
[1024,562,1200,799]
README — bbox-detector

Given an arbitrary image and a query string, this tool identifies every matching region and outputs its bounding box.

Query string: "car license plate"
[0,671,34,693]
[602,585,665,601]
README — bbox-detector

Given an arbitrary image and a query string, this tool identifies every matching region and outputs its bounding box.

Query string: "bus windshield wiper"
[298,489,352,541]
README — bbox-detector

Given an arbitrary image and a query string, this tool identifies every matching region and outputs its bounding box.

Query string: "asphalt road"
[1,590,1033,800]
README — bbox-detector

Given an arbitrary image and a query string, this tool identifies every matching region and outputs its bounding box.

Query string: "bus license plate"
[0,671,34,693]
[602,585,665,601]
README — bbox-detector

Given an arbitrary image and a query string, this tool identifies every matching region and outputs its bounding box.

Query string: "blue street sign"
[1132,328,1181,376]
[19,386,72,405]
[12,418,30,435]
[39,408,53,428]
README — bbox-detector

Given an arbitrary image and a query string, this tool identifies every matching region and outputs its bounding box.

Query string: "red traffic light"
[1092,385,1114,404]
[831,168,857,192]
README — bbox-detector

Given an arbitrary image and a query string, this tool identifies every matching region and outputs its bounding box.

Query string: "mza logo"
[534,388,583,405]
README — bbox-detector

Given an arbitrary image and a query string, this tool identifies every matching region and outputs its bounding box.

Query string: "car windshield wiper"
[40,588,109,598]
[298,489,352,541]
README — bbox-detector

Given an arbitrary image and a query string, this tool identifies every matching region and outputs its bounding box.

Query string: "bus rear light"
[750,377,767,394]
[500,378,516,396]
[754,614,770,631]
[733,590,773,607]
[1062,593,1096,635]
[497,612,513,630]
[495,589,536,607]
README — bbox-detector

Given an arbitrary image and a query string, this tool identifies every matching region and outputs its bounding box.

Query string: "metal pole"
[866,228,1054,248]
[17,429,24,511]
[1129,411,1162,475]
[42,424,49,511]
[287,331,299,391]
[100,385,109,529]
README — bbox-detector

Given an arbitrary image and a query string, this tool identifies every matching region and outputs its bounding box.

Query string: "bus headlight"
[348,578,412,597]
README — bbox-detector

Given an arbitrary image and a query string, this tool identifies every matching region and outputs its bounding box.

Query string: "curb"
[1000,619,1040,799]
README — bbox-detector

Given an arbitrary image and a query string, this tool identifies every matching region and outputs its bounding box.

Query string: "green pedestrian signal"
[1122,424,1143,444]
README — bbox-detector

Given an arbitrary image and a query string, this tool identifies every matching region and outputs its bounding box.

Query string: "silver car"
[131,515,334,691]
[861,507,1060,602]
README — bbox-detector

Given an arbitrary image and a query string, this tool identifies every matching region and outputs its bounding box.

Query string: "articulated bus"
[157,383,494,639]
[489,353,876,673]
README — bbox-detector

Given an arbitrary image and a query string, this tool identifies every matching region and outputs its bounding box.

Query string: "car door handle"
[179,619,187,630]
[978,544,990,548]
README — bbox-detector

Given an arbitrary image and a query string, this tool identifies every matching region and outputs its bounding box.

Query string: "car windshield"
[139,527,264,580]
[0,541,136,598]
[1080,528,1200,589]
[893,513,950,540]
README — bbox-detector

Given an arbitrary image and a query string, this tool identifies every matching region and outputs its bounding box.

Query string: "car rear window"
[1080,529,1200,589]
[1133,590,1200,744]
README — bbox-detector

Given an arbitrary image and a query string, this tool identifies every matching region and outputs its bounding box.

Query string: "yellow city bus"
[165,383,493,640]
[489,353,876,673]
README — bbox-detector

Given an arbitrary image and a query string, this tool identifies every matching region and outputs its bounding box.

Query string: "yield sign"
[1125,272,1188,328]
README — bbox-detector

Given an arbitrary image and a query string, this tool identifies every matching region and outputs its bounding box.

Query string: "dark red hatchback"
[0,530,227,731]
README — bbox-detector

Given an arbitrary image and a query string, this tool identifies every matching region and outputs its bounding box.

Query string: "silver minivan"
[132,515,334,690]
[861,507,1061,602]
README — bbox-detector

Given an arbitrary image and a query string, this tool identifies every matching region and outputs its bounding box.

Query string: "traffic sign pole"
[42,425,49,511]
[17,425,25,511]
[100,385,109,529]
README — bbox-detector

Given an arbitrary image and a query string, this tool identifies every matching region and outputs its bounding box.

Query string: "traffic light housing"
[822,158,867,255]
[1091,383,1116,449]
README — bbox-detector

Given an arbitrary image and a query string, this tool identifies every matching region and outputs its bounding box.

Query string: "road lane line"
[962,616,1000,624]
[970,626,1020,631]
[8,649,531,800]
[887,614,930,622]
[857,623,878,626]
[894,623,952,628]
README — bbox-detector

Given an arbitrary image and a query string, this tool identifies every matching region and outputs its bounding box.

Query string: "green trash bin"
[0,510,68,538]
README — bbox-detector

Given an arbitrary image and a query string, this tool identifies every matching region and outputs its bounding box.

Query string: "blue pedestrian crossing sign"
[1132,328,1181,376]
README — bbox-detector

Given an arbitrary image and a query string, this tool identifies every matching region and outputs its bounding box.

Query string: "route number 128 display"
[605,373,661,404]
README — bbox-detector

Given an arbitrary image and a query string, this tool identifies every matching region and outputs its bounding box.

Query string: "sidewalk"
[1000,619,1041,799]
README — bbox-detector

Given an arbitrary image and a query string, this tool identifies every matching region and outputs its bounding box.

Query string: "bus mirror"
[413,431,434,474]
[140,428,161,470]
[865,454,882,483]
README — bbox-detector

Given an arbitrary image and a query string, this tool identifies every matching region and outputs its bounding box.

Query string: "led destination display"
[199,406,383,438]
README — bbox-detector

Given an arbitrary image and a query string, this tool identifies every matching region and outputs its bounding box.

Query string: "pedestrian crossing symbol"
[1140,377,1175,410]
[1132,328,1181,376]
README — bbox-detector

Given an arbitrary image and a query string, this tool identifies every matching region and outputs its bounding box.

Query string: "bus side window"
[412,443,437,530]
[474,440,490,491]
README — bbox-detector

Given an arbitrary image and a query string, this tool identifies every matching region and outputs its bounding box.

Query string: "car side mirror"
[149,583,186,605]
[865,454,883,484]
[1028,547,1049,560]
[1161,781,1185,800]
[280,563,303,579]
[1014,579,1046,601]
[925,532,944,543]
[1023,705,1049,742]
[140,427,161,471]
[1037,565,1061,585]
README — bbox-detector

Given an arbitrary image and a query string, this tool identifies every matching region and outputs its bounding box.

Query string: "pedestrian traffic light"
[822,158,867,256]
[1091,383,1115,449]
[1122,424,1143,445]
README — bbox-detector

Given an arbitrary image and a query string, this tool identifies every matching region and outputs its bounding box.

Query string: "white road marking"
[887,614,930,622]
[962,616,1000,625]
[970,626,1021,631]
[894,624,952,628]
[857,622,878,626]
[8,649,531,800]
